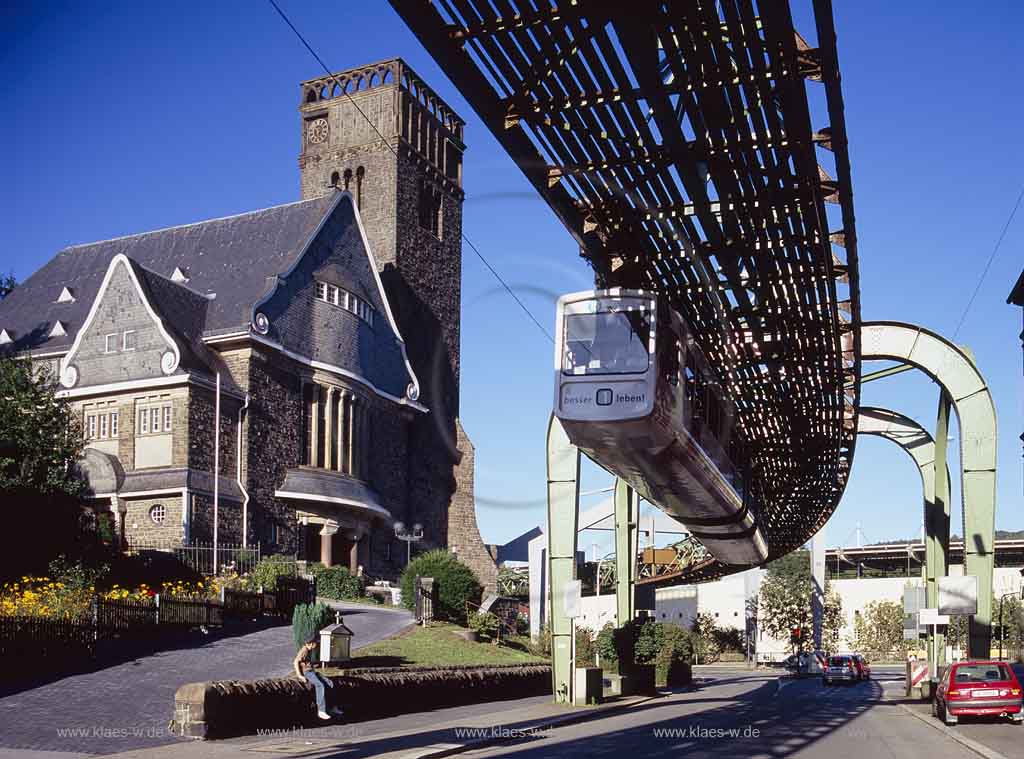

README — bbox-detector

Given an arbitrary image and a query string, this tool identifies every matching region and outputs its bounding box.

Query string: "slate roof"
[0,195,336,355]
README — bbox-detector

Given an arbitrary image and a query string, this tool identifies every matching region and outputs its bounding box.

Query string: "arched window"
[355,166,365,209]
[330,171,340,188]
[343,168,353,191]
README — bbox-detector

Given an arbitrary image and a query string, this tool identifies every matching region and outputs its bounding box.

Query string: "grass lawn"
[328,623,549,670]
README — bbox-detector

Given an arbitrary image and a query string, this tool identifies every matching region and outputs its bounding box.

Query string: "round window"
[149,504,166,525]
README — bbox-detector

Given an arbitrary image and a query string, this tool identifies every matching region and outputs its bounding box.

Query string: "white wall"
[577,593,617,634]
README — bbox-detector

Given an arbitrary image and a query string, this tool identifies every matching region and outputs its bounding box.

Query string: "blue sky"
[3,1,1022,553]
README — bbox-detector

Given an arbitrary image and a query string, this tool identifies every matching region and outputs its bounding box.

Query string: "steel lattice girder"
[392,0,862,571]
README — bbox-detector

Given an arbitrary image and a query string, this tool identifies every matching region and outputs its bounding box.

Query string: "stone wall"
[245,345,304,555]
[171,664,552,739]
[187,385,238,479]
[449,420,498,590]
[188,492,242,545]
[123,496,184,545]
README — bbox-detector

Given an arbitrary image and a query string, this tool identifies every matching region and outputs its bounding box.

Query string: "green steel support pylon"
[545,414,580,703]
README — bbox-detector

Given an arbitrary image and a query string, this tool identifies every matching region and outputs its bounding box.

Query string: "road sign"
[563,580,582,618]
[938,576,978,615]
[919,608,950,625]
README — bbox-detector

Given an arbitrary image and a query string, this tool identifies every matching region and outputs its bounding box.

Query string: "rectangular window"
[163,405,172,432]
[100,414,109,439]
[340,290,349,310]
[327,285,338,305]
[104,334,118,353]
[150,407,161,433]
[110,411,119,438]
[316,282,326,301]
[122,330,137,351]
[87,414,97,439]
[139,408,149,434]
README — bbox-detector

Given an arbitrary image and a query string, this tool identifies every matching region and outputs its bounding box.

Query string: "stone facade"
[299,59,495,587]
[122,496,184,544]
[3,58,497,587]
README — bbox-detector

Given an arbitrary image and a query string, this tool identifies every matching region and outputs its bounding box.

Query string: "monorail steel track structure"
[392,0,861,579]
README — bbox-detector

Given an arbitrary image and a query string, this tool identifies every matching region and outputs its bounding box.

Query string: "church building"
[0,59,498,587]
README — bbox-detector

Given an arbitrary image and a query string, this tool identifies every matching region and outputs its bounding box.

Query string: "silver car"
[823,655,858,686]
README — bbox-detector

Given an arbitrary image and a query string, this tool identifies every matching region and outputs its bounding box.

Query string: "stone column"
[361,406,371,482]
[320,520,339,567]
[324,386,335,471]
[336,390,347,472]
[347,396,357,476]
[309,384,320,468]
[349,536,360,573]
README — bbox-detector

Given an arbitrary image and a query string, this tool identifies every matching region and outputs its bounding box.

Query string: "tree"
[0,357,88,577]
[0,358,85,498]
[853,600,906,659]
[0,273,15,300]
[758,549,842,654]
[822,589,844,653]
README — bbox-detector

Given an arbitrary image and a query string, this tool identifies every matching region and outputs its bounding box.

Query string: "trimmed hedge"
[399,549,482,623]
[171,664,552,739]
[250,556,298,593]
[308,563,366,601]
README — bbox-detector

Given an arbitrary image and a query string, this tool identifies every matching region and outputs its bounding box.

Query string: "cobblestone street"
[0,604,411,757]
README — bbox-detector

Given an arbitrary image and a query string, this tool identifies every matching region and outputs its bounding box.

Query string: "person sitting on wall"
[294,635,344,720]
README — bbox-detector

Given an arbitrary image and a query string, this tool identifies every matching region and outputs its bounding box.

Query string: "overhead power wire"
[267,0,554,344]
[952,183,1024,339]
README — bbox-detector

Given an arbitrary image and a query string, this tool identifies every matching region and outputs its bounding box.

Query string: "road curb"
[896,703,1008,759]
[410,693,663,759]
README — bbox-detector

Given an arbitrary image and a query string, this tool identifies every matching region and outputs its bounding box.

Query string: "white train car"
[553,288,767,567]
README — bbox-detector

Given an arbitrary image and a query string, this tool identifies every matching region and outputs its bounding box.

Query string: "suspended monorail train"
[553,289,768,567]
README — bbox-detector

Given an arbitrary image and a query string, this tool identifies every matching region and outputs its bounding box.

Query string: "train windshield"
[563,308,651,375]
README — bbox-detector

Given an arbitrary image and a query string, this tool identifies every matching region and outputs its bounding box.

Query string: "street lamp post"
[394,521,424,565]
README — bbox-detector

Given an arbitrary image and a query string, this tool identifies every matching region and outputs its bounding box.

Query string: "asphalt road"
[458,665,997,759]
[0,603,412,758]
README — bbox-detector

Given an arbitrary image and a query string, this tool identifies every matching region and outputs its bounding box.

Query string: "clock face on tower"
[307,118,329,145]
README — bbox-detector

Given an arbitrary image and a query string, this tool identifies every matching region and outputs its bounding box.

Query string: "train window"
[563,309,651,375]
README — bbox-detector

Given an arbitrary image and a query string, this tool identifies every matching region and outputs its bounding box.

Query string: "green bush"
[528,625,552,658]
[655,624,694,686]
[576,626,597,667]
[595,619,694,679]
[596,623,617,667]
[292,601,334,653]
[468,611,501,639]
[398,549,482,623]
[308,563,365,600]
[251,555,297,592]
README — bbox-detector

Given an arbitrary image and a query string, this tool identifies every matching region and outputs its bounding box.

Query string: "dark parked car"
[933,661,1023,725]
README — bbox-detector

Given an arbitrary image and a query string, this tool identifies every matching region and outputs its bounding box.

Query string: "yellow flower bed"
[0,576,92,619]
[0,571,256,619]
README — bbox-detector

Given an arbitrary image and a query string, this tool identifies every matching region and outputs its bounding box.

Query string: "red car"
[933,661,1023,725]
[851,654,871,680]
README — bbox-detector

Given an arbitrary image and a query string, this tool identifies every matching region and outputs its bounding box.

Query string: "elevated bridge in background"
[394,0,862,580]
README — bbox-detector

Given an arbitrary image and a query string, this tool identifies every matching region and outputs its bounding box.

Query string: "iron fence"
[222,587,264,619]
[125,538,261,575]
[0,614,98,664]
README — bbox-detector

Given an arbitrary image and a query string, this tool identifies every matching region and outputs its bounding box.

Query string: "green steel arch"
[857,405,951,672]
[861,322,997,657]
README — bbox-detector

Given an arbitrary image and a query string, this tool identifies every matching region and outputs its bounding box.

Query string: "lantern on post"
[319,612,354,665]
